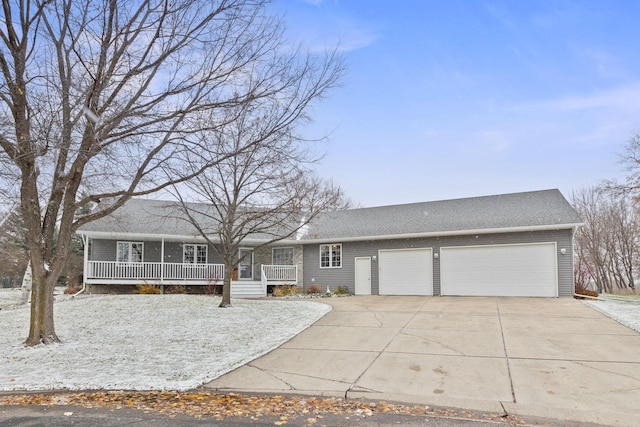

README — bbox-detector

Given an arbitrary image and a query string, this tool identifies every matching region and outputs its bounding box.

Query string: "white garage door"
[379,248,433,295]
[440,243,557,297]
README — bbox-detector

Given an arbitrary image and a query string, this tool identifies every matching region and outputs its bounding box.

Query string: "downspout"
[73,234,89,297]
[72,281,87,298]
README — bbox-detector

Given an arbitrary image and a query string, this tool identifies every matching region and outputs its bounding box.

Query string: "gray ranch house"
[78,189,583,298]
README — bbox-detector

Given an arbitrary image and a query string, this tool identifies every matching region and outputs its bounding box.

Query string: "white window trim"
[319,243,342,269]
[272,247,294,265]
[183,244,208,264]
[117,241,144,263]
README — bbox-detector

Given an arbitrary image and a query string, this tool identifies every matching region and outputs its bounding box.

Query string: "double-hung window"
[184,244,208,264]
[320,244,342,268]
[272,247,294,265]
[117,242,143,263]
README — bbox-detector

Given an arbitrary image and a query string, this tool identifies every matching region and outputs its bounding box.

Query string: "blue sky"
[270,0,640,207]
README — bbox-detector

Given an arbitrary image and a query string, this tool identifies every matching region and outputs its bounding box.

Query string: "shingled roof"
[78,189,582,242]
[78,198,299,241]
[300,189,582,242]
[78,199,208,239]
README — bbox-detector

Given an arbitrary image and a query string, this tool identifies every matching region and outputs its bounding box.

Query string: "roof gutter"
[77,231,268,245]
[80,231,210,241]
[279,222,586,245]
[78,222,584,245]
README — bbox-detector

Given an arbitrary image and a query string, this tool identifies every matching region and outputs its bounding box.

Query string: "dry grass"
[272,285,300,297]
[136,284,161,294]
[306,285,322,294]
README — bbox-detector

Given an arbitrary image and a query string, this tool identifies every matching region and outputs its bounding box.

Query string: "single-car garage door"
[379,248,433,295]
[440,243,557,297]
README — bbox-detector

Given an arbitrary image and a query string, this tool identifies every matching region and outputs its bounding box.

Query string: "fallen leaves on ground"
[0,391,527,425]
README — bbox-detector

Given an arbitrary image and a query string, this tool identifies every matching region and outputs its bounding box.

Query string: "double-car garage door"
[378,243,558,297]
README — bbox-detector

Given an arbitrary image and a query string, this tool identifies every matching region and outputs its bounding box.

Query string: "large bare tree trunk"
[219,258,233,308]
[26,274,59,345]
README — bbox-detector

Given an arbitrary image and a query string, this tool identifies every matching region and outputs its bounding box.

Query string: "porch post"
[82,234,89,284]
[160,238,165,289]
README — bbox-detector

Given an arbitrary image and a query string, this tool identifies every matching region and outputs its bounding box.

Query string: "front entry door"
[238,248,253,279]
[355,257,372,295]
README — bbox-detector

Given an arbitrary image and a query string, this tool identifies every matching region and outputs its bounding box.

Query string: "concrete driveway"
[205,296,640,426]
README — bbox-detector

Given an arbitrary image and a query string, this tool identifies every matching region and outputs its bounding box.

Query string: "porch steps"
[231,281,266,298]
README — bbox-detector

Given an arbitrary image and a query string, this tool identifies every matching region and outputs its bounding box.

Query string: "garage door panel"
[441,243,557,297]
[379,248,433,295]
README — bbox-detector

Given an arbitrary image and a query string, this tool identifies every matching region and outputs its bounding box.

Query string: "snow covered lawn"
[584,297,640,333]
[0,288,25,309]
[0,295,330,391]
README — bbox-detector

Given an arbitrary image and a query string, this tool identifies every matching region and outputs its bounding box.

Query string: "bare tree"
[171,100,349,307]
[0,0,343,344]
[572,187,640,293]
[616,133,640,196]
[0,205,28,287]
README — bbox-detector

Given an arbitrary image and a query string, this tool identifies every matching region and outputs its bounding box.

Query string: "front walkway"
[205,296,640,427]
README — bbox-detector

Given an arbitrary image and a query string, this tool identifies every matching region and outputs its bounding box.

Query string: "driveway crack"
[400,330,465,355]
[497,302,516,403]
[245,363,298,390]
[345,302,426,400]
[574,361,640,383]
[372,311,384,327]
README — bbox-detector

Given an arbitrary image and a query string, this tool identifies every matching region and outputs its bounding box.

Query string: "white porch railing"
[87,261,293,290]
[163,263,224,280]
[261,265,298,282]
[260,264,298,296]
[87,261,224,281]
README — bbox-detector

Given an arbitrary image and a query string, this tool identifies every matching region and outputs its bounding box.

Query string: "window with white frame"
[183,244,208,264]
[117,242,144,263]
[320,244,342,268]
[272,247,294,265]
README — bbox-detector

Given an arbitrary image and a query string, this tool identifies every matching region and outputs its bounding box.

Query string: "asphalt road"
[0,404,604,427]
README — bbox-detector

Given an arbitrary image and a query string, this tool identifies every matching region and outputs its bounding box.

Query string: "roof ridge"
[342,188,561,212]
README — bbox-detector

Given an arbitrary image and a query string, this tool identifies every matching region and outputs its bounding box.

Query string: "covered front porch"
[84,261,297,297]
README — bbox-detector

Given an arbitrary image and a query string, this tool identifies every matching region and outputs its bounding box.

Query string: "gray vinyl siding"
[302,229,575,296]
[161,242,223,264]
[89,239,222,264]
[90,239,115,261]
[90,239,161,262]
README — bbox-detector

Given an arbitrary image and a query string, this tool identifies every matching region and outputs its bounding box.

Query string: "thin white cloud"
[278,2,380,54]
[335,26,379,52]
[514,83,640,113]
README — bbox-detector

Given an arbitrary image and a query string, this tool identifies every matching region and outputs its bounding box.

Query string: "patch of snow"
[0,295,330,391]
[584,299,640,333]
[0,288,24,309]
[0,287,67,310]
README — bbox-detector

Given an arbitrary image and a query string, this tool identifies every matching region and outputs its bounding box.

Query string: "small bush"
[306,284,322,294]
[333,286,350,295]
[273,285,301,297]
[165,284,187,294]
[63,286,82,295]
[206,277,221,295]
[137,283,161,294]
[574,284,599,299]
